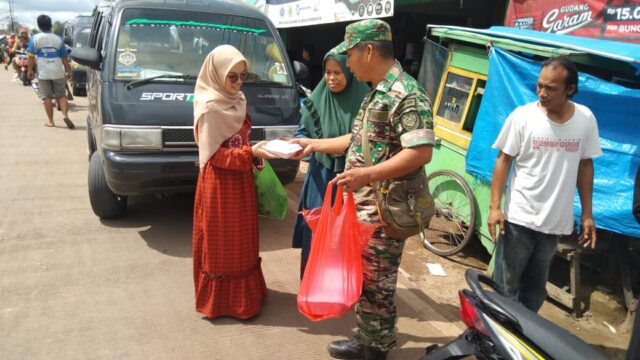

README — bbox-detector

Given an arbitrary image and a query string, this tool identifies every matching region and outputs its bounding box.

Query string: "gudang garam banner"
[241,0,394,28]
[505,0,640,44]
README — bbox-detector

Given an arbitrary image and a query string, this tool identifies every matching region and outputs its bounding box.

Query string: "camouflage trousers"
[355,227,405,351]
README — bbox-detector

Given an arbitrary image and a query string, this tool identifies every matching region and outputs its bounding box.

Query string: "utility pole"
[7,0,16,33]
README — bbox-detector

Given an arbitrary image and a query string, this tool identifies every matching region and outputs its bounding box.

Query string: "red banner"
[505,0,640,44]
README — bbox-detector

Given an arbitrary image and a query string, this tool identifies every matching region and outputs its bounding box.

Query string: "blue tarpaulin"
[487,26,640,71]
[466,48,640,238]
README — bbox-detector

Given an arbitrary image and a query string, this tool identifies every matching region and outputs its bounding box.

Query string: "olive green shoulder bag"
[361,110,434,240]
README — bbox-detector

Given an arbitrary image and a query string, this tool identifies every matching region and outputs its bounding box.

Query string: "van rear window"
[114,8,291,86]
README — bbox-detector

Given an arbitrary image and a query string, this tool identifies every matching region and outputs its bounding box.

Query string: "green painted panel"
[449,45,489,75]
[426,139,496,259]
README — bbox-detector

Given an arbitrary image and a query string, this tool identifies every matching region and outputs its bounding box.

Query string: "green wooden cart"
[418,25,640,264]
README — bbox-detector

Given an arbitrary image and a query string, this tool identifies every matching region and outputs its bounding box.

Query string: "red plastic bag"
[297,185,378,321]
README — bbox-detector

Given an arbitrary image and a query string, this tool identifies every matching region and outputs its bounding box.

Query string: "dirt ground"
[401,234,634,359]
[296,161,634,358]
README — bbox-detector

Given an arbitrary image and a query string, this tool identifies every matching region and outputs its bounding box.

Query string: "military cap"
[334,19,392,54]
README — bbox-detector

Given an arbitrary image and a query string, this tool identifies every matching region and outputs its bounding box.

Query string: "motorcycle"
[293,60,312,103]
[297,82,312,99]
[14,49,31,86]
[422,269,607,360]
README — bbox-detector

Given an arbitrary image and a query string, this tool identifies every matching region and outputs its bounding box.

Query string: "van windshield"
[114,8,292,86]
[74,27,91,48]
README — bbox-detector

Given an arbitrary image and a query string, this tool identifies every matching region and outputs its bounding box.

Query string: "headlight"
[102,127,121,150]
[265,127,297,140]
[102,127,163,150]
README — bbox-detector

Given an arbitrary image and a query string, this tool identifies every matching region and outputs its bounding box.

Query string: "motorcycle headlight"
[102,127,163,150]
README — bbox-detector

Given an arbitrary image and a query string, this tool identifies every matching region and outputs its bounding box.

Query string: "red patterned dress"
[192,117,267,319]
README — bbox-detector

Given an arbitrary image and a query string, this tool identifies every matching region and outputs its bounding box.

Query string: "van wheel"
[87,125,96,159]
[275,168,298,185]
[88,152,127,219]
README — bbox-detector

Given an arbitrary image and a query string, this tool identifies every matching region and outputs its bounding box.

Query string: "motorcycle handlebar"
[465,269,522,330]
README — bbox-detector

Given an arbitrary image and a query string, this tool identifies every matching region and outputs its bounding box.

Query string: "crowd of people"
[3,15,75,129]
[191,17,639,360]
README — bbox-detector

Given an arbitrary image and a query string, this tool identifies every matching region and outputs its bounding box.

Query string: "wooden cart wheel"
[423,169,477,256]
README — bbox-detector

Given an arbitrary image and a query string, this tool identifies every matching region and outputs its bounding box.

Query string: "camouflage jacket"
[345,61,435,223]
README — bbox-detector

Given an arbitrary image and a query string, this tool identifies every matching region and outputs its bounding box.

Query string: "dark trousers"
[493,221,561,312]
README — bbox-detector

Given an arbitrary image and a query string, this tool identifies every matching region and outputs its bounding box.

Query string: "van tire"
[275,168,298,185]
[87,124,96,158]
[88,152,127,219]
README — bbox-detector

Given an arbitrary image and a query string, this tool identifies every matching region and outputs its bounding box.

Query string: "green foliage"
[52,21,65,36]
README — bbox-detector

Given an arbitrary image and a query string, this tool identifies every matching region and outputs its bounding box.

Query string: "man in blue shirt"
[27,14,74,129]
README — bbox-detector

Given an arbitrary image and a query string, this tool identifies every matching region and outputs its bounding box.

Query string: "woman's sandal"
[44,122,54,127]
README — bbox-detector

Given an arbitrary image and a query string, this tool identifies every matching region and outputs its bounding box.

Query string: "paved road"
[0,69,463,360]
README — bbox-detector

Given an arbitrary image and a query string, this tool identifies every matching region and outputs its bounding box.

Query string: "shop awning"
[429,25,640,66]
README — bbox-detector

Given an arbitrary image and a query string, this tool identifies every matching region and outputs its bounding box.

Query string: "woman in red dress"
[192,45,273,319]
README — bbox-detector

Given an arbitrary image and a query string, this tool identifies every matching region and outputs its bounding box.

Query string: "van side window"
[97,19,109,59]
[88,14,103,48]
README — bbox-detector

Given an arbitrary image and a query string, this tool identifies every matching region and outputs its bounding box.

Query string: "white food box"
[262,140,303,159]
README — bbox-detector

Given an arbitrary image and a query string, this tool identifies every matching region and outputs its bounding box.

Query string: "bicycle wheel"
[423,169,476,256]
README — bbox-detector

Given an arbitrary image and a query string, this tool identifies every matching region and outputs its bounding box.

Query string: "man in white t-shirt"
[27,14,74,129]
[488,56,602,312]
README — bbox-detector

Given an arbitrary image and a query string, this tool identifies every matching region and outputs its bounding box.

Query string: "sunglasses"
[227,71,249,84]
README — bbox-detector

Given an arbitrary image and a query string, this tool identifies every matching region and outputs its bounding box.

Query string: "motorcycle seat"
[484,291,607,360]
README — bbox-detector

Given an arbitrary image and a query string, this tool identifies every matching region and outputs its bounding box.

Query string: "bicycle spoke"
[424,171,477,256]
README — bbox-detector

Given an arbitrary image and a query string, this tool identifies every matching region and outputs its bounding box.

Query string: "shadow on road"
[203,288,453,357]
[99,191,303,257]
[438,237,491,271]
[100,193,195,257]
[399,287,461,324]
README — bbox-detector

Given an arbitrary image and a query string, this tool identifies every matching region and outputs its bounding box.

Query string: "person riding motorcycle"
[11,33,30,73]
[4,34,16,70]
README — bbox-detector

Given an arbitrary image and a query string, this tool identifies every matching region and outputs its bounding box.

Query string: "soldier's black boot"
[327,337,364,359]
[363,346,388,360]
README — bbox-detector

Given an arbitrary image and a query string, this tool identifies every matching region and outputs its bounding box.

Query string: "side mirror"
[64,36,73,47]
[70,47,101,70]
[293,60,309,81]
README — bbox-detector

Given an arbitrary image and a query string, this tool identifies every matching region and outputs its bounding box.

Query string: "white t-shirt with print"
[492,101,602,235]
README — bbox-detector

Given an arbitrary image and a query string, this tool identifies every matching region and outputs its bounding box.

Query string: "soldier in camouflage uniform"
[291,19,435,360]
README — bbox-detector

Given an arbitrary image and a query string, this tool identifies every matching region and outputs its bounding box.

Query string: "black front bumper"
[102,150,299,196]
[103,150,199,196]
